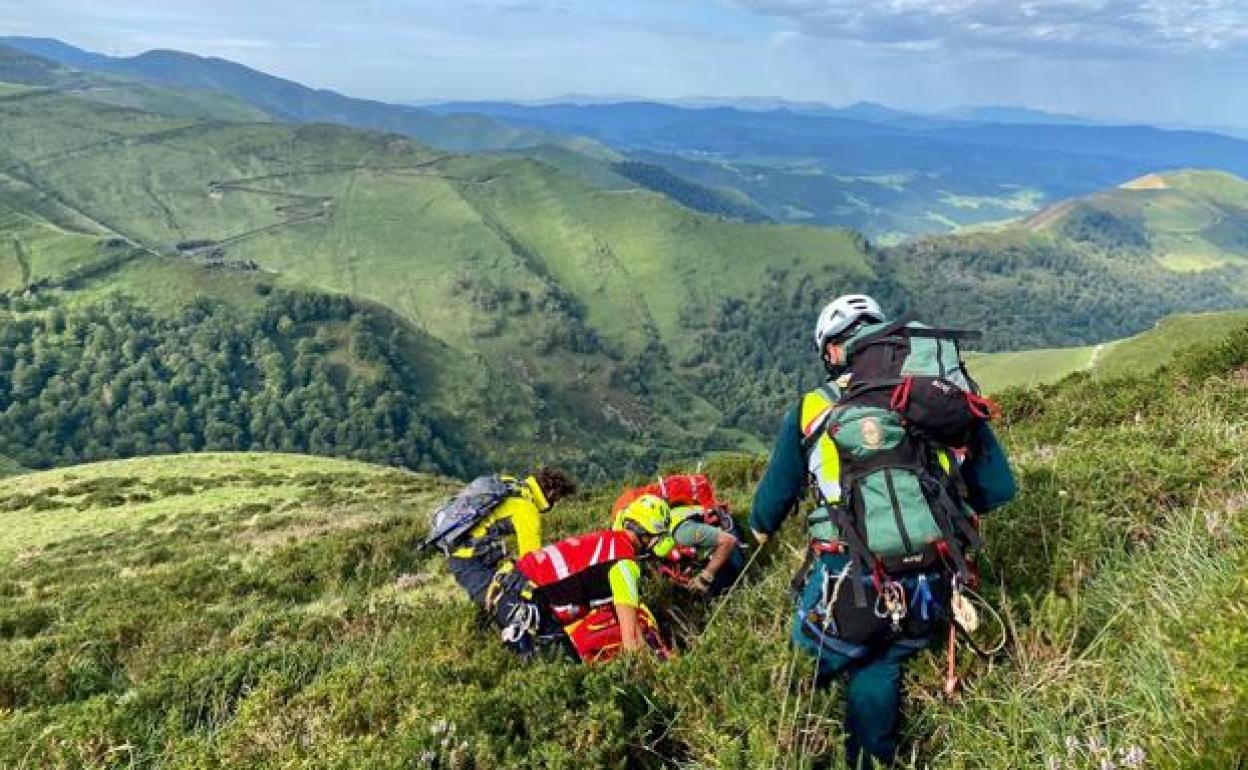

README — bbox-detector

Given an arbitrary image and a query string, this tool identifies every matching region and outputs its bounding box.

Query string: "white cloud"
[728,0,1248,59]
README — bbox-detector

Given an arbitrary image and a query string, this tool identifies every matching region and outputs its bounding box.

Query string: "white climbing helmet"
[813,294,885,349]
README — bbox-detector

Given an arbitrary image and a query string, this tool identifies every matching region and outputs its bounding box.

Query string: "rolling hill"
[0,37,583,154]
[0,41,269,122]
[426,100,1248,241]
[874,169,1248,351]
[967,309,1248,392]
[0,81,876,476]
[1,321,1246,767]
[2,47,1247,477]
[1024,170,1248,271]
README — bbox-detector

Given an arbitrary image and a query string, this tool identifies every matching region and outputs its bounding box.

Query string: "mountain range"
[1,39,1247,479]
[11,36,1248,242]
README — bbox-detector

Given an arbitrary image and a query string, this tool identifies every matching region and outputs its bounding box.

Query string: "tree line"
[0,291,476,476]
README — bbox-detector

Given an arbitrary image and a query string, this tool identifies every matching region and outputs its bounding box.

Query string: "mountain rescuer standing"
[749,294,1016,768]
[442,467,576,653]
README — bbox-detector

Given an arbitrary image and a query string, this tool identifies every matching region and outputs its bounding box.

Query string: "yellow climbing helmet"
[612,494,675,559]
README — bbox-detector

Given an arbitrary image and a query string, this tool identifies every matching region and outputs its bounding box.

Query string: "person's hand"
[688,570,714,594]
[752,529,770,546]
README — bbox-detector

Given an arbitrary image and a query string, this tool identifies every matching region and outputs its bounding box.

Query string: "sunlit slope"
[1024,169,1248,271]
[0,87,871,358]
[0,44,269,122]
[0,452,445,561]
[969,309,1248,391]
[966,344,1099,392]
[0,86,873,472]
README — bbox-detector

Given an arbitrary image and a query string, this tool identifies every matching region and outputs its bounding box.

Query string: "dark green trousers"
[791,552,932,768]
[813,639,924,768]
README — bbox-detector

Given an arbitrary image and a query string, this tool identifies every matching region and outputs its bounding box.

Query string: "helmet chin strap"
[822,353,848,378]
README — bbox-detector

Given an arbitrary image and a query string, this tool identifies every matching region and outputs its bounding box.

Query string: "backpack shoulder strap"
[798,384,841,456]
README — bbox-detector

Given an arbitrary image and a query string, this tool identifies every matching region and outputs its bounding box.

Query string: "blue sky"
[3,0,1247,126]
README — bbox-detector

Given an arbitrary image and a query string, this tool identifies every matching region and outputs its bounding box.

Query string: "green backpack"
[817,318,989,602]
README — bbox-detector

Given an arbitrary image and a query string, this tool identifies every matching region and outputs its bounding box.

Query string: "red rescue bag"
[611,473,720,514]
[563,603,671,663]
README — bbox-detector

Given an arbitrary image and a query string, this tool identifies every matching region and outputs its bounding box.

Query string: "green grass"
[1095,310,1248,378]
[967,344,1100,392]
[0,81,34,97]
[1033,169,1248,272]
[0,453,433,563]
[1,327,1246,767]
[970,310,1248,392]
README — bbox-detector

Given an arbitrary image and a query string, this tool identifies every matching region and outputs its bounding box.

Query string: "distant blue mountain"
[938,104,1104,126]
[0,36,565,152]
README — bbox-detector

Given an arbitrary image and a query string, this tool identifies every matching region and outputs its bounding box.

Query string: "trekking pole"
[698,541,766,637]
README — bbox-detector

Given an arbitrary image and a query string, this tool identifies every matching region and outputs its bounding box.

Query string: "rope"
[953,585,1009,659]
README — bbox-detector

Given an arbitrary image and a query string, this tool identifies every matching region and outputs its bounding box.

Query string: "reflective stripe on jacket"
[516,530,641,609]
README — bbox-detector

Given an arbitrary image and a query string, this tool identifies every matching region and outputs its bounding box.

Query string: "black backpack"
[838,316,997,446]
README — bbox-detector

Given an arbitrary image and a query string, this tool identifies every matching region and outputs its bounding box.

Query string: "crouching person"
[649,503,744,597]
[424,467,576,655]
[610,474,745,597]
[500,495,676,661]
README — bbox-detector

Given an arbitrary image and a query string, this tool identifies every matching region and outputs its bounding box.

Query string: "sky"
[3,0,1247,127]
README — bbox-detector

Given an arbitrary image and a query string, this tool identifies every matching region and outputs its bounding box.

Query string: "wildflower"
[1066,736,1080,756]
[418,750,437,767]
[1120,746,1146,768]
[431,718,449,736]
[1087,735,1104,754]
[1099,758,1116,770]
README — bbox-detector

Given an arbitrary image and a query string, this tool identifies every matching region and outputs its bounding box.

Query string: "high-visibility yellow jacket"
[449,475,547,561]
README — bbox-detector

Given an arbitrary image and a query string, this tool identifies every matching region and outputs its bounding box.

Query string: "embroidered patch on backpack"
[861,417,884,449]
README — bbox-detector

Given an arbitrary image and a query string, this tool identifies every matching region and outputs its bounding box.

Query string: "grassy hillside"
[969,309,1248,392]
[1026,170,1248,271]
[966,344,1099,392]
[0,38,583,154]
[0,84,877,476]
[0,44,269,122]
[2,325,1246,767]
[876,189,1248,351]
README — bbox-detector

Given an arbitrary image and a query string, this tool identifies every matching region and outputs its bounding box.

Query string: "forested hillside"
[0,76,873,477]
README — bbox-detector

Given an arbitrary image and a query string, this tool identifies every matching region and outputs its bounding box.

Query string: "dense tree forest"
[610,161,770,223]
[877,233,1247,350]
[680,233,1248,438]
[0,291,476,476]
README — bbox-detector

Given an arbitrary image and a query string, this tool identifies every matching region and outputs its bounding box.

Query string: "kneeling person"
[650,504,744,596]
[514,495,675,657]
[435,467,576,652]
